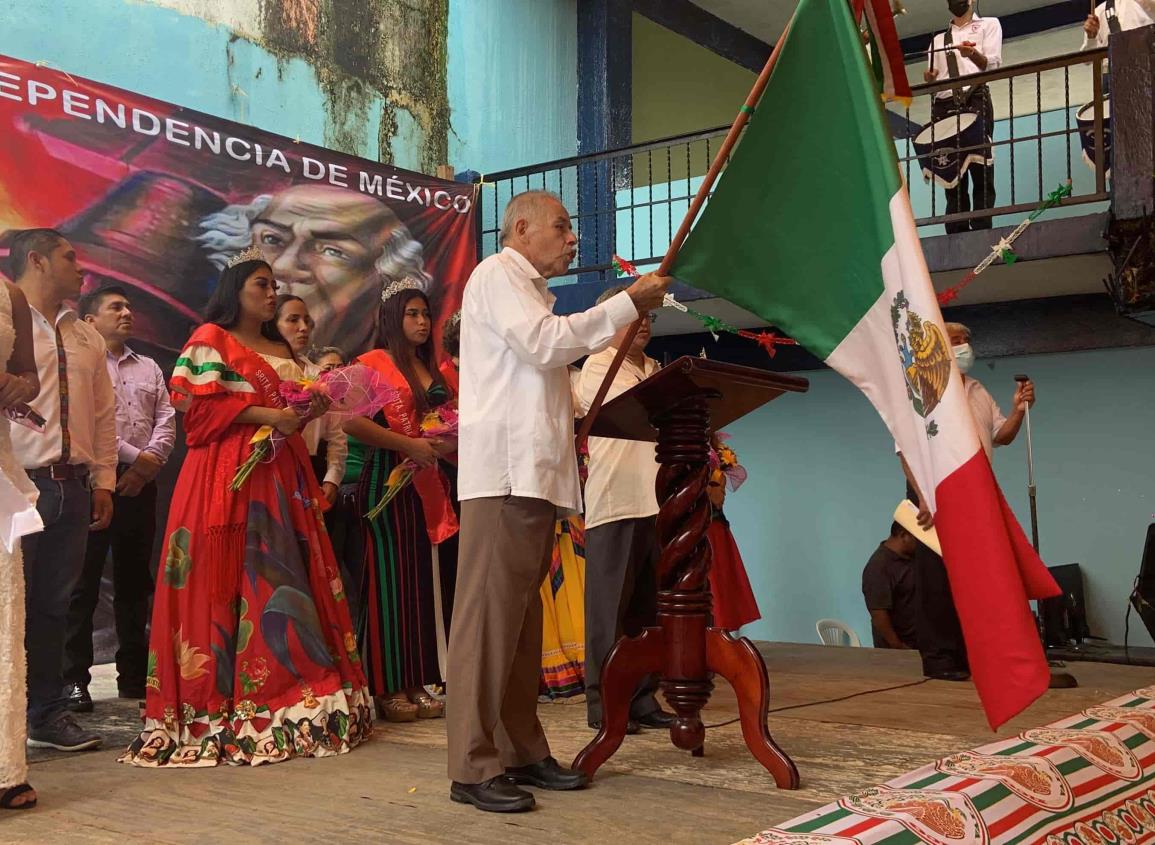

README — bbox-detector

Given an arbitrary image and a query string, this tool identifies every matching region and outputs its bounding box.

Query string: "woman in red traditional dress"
[706,435,762,632]
[344,279,457,723]
[121,251,371,768]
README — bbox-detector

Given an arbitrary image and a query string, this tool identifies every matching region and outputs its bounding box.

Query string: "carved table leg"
[572,627,666,778]
[706,629,800,789]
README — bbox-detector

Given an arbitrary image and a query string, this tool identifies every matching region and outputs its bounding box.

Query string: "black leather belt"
[25,464,89,481]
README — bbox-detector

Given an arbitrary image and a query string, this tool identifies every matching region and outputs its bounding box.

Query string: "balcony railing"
[475,45,1111,285]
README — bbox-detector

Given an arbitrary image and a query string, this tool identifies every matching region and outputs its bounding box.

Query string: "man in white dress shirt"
[447,191,671,813]
[924,0,1003,233]
[1083,0,1154,49]
[577,288,674,735]
[8,229,116,753]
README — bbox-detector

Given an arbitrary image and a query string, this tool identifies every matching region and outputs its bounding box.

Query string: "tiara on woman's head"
[225,245,266,269]
[381,277,425,303]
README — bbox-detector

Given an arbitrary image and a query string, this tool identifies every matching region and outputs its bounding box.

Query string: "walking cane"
[1015,374,1039,552]
[1016,373,1079,687]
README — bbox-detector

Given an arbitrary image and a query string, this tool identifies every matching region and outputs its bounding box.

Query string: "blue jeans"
[21,477,92,728]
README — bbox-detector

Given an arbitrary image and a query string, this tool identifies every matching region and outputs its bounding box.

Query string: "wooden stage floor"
[7,643,1153,845]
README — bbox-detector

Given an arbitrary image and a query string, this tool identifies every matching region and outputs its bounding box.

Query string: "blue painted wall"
[723,346,1155,649]
[0,0,381,156]
[0,0,579,176]
[447,0,578,175]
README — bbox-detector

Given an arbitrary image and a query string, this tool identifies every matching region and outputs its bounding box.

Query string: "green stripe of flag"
[672,0,901,361]
[783,807,852,833]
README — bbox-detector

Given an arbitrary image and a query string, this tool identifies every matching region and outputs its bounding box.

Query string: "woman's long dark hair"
[377,289,446,412]
[204,259,291,351]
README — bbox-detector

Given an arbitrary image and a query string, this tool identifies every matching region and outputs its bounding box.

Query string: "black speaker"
[1041,563,1090,647]
[1129,524,1155,641]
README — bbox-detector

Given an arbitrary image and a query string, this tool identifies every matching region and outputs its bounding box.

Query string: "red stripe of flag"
[934,450,1061,729]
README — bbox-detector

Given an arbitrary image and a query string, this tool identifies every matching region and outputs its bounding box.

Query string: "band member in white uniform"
[1083,0,1154,49]
[925,0,1003,234]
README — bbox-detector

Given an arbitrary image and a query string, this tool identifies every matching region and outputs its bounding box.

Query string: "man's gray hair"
[596,284,628,306]
[944,321,972,341]
[197,196,431,288]
[500,190,564,245]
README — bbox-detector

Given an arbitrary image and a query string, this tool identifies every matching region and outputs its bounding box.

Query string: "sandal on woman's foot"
[409,691,445,719]
[1,783,37,810]
[376,696,418,723]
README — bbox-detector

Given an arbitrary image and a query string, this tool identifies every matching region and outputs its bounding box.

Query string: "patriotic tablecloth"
[739,686,1155,845]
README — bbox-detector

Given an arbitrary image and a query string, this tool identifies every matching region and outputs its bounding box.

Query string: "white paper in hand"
[894,499,941,556]
[0,471,42,553]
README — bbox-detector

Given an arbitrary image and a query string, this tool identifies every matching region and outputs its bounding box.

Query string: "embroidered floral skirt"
[121,437,371,767]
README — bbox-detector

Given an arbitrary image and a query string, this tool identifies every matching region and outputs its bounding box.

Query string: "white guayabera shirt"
[457,247,637,514]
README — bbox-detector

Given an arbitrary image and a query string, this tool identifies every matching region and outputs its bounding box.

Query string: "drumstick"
[924,42,973,54]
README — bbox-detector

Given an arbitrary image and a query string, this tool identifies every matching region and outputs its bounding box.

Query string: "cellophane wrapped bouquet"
[363,402,458,520]
[230,363,396,491]
[707,432,748,492]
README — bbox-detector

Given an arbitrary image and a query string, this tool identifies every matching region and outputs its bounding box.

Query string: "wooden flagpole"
[575,24,792,450]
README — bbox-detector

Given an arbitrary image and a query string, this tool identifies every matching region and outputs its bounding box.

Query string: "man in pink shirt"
[63,285,175,711]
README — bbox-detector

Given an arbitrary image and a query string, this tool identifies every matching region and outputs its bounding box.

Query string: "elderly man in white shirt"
[448,190,671,813]
[924,0,1003,234]
[898,321,1035,682]
[577,287,675,735]
[1084,0,1155,48]
[8,229,116,754]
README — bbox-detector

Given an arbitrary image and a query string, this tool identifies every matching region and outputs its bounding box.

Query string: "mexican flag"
[672,0,1060,728]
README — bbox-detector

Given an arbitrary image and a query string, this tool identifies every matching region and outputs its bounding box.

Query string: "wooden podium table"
[572,356,808,789]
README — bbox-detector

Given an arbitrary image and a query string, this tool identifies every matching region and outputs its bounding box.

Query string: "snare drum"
[1076,97,1111,178]
[912,112,989,189]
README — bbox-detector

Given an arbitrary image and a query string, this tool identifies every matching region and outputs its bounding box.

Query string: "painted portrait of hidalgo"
[197,184,431,354]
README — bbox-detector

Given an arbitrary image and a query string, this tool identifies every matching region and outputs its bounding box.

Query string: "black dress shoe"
[64,683,93,713]
[635,709,677,729]
[504,756,589,791]
[927,670,971,682]
[589,718,640,735]
[118,686,147,700]
[450,778,535,812]
[27,714,102,751]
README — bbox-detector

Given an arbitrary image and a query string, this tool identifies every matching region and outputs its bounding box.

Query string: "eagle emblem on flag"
[891,291,951,431]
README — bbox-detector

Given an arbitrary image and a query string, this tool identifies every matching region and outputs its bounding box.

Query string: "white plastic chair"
[816,618,861,647]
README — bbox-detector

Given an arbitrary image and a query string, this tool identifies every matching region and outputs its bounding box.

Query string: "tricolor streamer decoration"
[937,182,1073,305]
[612,255,800,359]
[852,0,913,105]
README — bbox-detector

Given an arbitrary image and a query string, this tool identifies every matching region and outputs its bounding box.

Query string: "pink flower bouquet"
[231,363,396,491]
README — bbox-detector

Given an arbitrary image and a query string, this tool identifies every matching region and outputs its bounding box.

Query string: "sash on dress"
[359,350,458,544]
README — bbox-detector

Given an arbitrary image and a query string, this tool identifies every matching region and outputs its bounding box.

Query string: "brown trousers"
[446,495,556,784]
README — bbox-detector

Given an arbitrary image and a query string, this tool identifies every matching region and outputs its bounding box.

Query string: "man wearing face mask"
[924,0,1002,234]
[898,322,1035,681]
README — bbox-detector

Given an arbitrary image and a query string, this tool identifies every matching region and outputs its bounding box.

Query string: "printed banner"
[738,686,1155,845]
[0,54,478,361]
